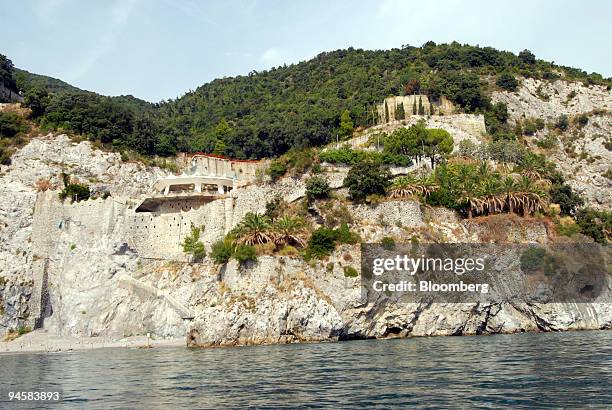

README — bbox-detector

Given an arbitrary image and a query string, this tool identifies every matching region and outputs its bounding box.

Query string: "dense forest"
[1,42,610,159]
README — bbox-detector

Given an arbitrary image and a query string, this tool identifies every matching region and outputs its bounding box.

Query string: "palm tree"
[273,216,307,248]
[514,176,548,216]
[478,177,504,215]
[388,175,437,199]
[232,212,274,246]
[459,179,479,218]
[501,176,517,213]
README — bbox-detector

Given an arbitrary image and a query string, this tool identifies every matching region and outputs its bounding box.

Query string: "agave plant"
[232,212,274,246]
[273,216,307,248]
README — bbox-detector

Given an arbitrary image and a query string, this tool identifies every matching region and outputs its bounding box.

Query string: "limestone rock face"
[496,79,612,209]
[1,76,611,348]
[0,134,170,333]
[187,285,345,347]
[186,252,612,347]
[492,78,611,121]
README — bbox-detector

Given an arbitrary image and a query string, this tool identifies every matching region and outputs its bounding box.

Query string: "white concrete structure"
[153,174,237,196]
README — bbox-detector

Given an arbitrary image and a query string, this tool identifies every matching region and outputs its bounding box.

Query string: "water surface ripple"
[1,331,611,408]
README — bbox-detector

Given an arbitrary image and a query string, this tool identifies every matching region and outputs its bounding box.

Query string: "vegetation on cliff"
[4,43,609,160]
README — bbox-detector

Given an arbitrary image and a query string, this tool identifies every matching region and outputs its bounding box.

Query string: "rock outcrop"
[1,77,611,347]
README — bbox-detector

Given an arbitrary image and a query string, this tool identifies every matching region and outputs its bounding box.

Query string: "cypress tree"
[418,97,425,115]
[384,101,389,123]
[395,102,405,121]
[412,99,417,115]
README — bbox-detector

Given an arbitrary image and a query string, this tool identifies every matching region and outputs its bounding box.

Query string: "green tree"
[384,101,389,123]
[519,49,536,65]
[182,226,206,262]
[384,125,422,164]
[550,183,584,216]
[343,161,391,202]
[0,54,17,96]
[496,71,518,91]
[418,96,425,115]
[23,86,49,117]
[412,99,417,115]
[212,119,232,155]
[155,134,178,156]
[339,109,354,139]
[395,102,405,121]
[424,128,453,168]
[213,138,227,156]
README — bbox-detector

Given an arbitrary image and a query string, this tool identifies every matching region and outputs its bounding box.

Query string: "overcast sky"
[2,0,610,102]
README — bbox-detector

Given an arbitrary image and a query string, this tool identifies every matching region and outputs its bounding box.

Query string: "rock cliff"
[1,78,611,347]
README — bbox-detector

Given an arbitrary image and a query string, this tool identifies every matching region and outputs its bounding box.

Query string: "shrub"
[335,222,360,244]
[549,184,584,216]
[522,119,539,136]
[264,195,285,220]
[285,148,314,175]
[520,247,546,274]
[344,161,391,202]
[381,236,396,250]
[211,238,233,264]
[425,189,458,209]
[311,163,323,174]
[556,115,569,131]
[343,266,359,278]
[277,245,299,256]
[59,183,90,203]
[536,134,558,150]
[576,209,611,244]
[496,72,518,91]
[319,147,409,166]
[267,160,287,182]
[0,111,29,138]
[305,176,330,200]
[554,217,581,237]
[306,227,337,258]
[182,226,206,262]
[576,114,589,127]
[233,244,257,265]
[320,201,353,228]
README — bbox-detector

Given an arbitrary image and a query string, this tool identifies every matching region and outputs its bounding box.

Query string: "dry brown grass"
[0,103,31,117]
[35,178,53,192]
[467,213,549,243]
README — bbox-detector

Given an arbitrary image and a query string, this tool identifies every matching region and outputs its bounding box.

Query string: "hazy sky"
[2,0,611,102]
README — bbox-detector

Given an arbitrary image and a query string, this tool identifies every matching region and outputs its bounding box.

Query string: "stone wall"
[178,154,266,181]
[376,95,456,124]
[346,114,487,152]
